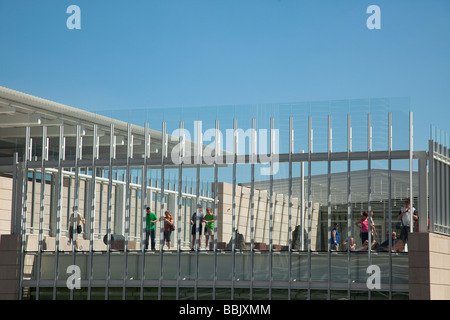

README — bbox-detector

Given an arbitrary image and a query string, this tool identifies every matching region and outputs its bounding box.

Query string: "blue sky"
[1,0,449,156]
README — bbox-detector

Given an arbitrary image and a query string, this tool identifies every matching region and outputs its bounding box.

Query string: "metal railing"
[429,139,450,235]
[14,111,419,300]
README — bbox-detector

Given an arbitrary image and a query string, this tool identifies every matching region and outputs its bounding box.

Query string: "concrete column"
[146,188,153,212]
[114,183,125,235]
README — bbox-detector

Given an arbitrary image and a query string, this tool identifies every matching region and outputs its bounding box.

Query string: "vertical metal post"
[446,145,450,231]
[439,144,443,230]
[105,123,114,300]
[184,185,188,245]
[158,122,166,300]
[231,118,237,300]
[288,116,294,300]
[88,124,98,300]
[367,113,373,300]
[70,124,81,300]
[194,120,202,299]
[301,150,305,250]
[176,121,184,300]
[53,125,64,300]
[134,179,139,240]
[99,182,103,239]
[11,152,18,235]
[428,140,435,233]
[441,145,446,231]
[269,117,274,300]
[417,152,428,233]
[36,126,47,299]
[31,171,36,233]
[19,126,31,300]
[388,112,393,299]
[66,165,71,235]
[437,143,442,229]
[140,123,150,299]
[213,119,219,299]
[250,118,256,300]
[123,123,132,299]
[409,112,414,233]
[307,116,312,300]
[346,114,352,300]
[327,115,332,300]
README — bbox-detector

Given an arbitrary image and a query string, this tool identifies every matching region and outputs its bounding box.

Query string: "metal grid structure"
[429,139,450,235]
[9,109,426,300]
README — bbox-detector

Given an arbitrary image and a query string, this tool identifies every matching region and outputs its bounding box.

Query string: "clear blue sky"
[1,0,449,155]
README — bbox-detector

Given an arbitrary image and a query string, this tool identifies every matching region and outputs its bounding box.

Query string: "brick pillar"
[408,232,431,300]
[409,232,450,300]
[0,234,21,300]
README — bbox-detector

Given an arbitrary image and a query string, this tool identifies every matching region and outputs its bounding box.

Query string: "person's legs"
[145,230,150,250]
[198,228,202,249]
[205,228,214,250]
[361,232,368,244]
[69,227,74,245]
[191,226,196,249]
[150,229,156,250]
[400,226,409,251]
[164,231,172,250]
[76,226,82,249]
[210,234,214,250]
[205,234,210,249]
[191,235,196,250]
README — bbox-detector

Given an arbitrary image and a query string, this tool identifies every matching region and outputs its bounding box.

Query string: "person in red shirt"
[355,211,375,245]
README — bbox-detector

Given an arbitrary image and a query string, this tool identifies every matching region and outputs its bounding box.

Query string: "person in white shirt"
[69,207,85,250]
[397,199,418,251]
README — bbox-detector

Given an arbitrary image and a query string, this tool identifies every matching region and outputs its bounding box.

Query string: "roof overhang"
[0,86,226,165]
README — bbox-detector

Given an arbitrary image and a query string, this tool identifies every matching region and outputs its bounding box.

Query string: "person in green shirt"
[204,207,214,250]
[145,207,158,250]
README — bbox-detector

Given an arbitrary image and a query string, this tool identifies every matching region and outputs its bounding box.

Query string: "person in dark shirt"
[190,205,205,250]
